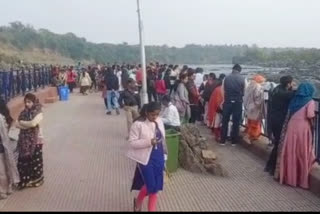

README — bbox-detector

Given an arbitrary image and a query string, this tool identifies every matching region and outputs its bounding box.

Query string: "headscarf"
[288,82,315,117]
[253,75,266,84]
[17,98,42,158]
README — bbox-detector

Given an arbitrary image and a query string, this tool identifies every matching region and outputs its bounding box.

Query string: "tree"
[1,22,320,66]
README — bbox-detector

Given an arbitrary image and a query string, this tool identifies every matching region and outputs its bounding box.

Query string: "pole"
[137,0,148,104]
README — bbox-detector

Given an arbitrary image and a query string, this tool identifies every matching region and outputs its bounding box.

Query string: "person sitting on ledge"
[160,95,181,131]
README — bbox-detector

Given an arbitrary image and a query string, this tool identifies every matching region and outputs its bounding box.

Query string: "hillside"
[0,42,75,66]
[1,21,320,67]
[0,22,246,65]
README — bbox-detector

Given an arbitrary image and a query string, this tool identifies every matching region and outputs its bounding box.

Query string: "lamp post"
[136,0,148,104]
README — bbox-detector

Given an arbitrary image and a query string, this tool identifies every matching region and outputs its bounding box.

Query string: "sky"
[0,0,319,48]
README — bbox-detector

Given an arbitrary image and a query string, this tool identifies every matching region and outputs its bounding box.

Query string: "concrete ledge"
[45,96,59,104]
[240,136,271,161]
[7,87,59,120]
[239,133,320,197]
[310,165,320,197]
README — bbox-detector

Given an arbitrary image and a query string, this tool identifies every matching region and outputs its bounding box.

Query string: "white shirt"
[160,103,181,127]
[195,73,204,89]
[116,71,124,91]
[128,69,136,80]
[170,68,179,78]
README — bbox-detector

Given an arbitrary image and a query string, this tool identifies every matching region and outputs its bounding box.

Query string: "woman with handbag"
[16,93,44,190]
[0,98,20,199]
[127,102,168,212]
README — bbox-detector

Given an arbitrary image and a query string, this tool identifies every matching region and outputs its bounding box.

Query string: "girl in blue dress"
[128,102,167,212]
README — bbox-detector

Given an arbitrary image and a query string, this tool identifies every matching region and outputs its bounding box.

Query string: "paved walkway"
[0,92,320,211]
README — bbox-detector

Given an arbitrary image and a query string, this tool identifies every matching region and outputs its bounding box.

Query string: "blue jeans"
[105,90,119,111]
[221,100,243,144]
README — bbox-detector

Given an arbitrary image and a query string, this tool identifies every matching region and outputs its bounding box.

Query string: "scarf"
[253,75,266,84]
[0,115,20,184]
[288,83,315,117]
[17,101,42,158]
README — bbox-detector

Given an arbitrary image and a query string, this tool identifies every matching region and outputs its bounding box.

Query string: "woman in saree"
[274,83,316,189]
[0,98,20,199]
[207,74,226,141]
[16,93,44,190]
[243,75,266,143]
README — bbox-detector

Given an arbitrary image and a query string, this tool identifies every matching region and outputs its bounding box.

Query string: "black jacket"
[164,69,171,89]
[224,72,245,102]
[121,70,130,90]
[105,72,119,90]
[119,89,141,108]
[269,85,295,126]
[147,73,156,91]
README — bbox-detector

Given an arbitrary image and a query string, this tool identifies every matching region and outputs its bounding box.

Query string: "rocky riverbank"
[254,66,320,97]
[203,64,320,97]
[179,124,227,177]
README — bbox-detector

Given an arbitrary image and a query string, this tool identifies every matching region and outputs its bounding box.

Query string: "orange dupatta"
[207,86,223,127]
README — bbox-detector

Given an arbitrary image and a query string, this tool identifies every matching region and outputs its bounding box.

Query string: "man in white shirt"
[160,95,181,130]
[128,65,136,80]
[116,71,124,92]
[194,67,204,89]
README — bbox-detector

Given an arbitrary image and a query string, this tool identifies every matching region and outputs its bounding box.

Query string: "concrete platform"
[238,132,320,198]
[1,92,319,211]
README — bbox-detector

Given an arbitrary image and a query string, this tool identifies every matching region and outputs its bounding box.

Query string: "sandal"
[16,183,27,191]
[33,179,44,187]
[0,194,8,200]
[243,136,252,145]
[27,178,44,188]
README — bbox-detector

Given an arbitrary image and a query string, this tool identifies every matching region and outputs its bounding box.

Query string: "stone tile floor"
[1,92,319,211]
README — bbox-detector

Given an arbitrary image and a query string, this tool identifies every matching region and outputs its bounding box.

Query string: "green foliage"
[234,47,320,67]
[1,22,320,66]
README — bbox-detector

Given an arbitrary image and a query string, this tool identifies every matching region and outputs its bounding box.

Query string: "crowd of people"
[121,63,317,211]
[0,62,317,212]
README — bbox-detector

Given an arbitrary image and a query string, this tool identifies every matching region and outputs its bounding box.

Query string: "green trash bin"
[165,129,181,173]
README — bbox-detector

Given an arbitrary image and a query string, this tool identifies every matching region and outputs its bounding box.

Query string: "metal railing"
[242,92,320,163]
[0,66,53,102]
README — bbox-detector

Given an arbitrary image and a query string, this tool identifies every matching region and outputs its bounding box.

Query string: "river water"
[189,64,319,98]
[188,64,285,76]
